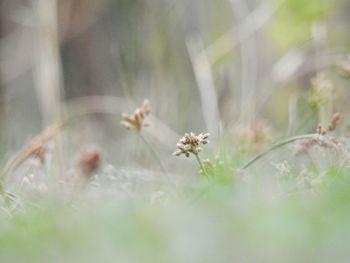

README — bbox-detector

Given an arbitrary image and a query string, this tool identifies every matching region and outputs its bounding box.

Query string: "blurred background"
[2,1,350,262]
[1,0,350,171]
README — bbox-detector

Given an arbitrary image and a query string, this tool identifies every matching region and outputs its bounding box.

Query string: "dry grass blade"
[230,0,257,126]
[0,123,64,182]
[186,37,221,140]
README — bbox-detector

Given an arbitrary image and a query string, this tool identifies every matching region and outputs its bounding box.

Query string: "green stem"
[138,132,170,181]
[195,154,209,177]
[240,134,317,170]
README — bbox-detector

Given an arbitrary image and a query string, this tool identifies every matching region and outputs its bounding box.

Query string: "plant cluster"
[0,98,348,203]
[172,132,210,158]
[121,99,151,131]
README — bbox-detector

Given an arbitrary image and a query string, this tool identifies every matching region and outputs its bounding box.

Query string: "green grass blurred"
[1,0,350,262]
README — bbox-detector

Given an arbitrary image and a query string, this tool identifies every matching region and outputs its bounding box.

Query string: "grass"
[0,107,349,262]
[1,0,350,262]
[1,166,350,262]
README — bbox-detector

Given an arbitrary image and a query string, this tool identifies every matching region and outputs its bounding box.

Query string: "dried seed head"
[292,137,318,156]
[17,123,62,167]
[78,147,102,177]
[316,124,325,136]
[121,99,151,131]
[328,112,342,132]
[232,122,272,153]
[31,145,47,165]
[316,112,342,135]
[292,135,339,156]
[173,132,210,157]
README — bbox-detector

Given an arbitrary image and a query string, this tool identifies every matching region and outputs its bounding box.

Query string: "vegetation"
[1,0,350,262]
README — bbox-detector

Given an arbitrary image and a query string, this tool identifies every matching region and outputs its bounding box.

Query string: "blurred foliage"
[268,0,333,51]
[1,0,350,262]
[1,167,350,262]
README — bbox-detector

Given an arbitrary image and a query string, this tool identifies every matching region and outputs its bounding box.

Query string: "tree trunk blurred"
[0,0,5,148]
[59,0,100,99]
[0,0,4,111]
[34,0,63,125]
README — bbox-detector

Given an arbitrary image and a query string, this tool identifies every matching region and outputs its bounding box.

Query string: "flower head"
[316,112,342,135]
[173,132,210,157]
[78,147,102,177]
[121,99,151,131]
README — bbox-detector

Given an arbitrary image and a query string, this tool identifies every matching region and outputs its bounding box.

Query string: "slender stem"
[195,154,209,177]
[138,132,170,181]
[240,134,317,170]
